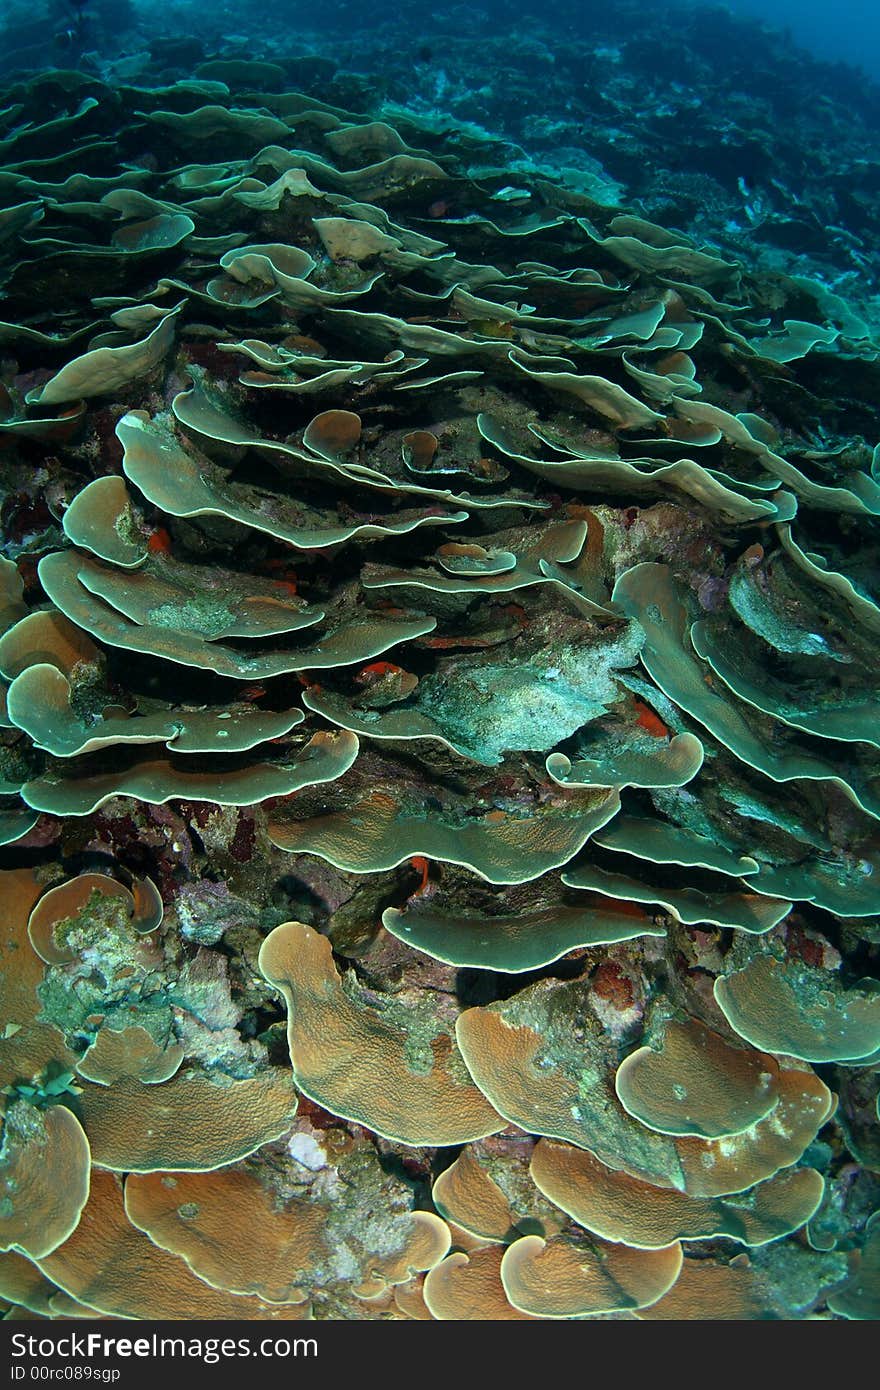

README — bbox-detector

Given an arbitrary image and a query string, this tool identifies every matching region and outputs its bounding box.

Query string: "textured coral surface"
[0,30,878,1321]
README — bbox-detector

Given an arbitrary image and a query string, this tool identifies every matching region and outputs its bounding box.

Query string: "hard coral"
[0,60,877,1321]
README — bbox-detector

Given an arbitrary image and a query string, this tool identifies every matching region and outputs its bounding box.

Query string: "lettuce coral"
[0,61,877,1322]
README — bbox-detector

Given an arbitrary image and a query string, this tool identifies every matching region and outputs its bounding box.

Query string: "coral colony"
[0,33,878,1320]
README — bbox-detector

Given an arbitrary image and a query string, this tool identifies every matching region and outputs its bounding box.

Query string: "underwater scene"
[0,0,878,1324]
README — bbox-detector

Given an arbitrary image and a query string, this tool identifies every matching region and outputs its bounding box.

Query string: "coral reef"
[0,39,877,1320]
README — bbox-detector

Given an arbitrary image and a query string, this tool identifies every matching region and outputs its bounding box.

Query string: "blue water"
[716,0,880,79]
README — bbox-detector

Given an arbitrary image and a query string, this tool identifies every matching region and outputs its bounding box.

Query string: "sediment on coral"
[0,48,877,1321]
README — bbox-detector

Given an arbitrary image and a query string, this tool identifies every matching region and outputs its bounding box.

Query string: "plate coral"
[0,26,878,1321]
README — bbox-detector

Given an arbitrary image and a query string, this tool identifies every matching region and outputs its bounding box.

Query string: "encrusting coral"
[0,53,877,1320]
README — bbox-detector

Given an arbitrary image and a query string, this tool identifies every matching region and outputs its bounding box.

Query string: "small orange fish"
[633,699,668,739]
[355,661,403,684]
[294,673,321,693]
[409,856,430,895]
[147,527,172,554]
